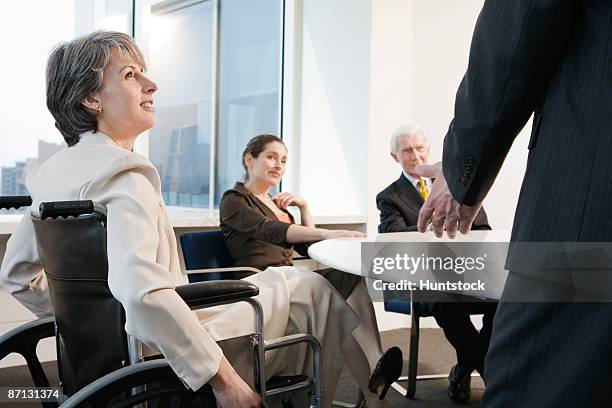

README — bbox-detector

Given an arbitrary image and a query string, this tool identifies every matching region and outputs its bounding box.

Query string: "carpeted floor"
[334,328,484,407]
[0,328,484,407]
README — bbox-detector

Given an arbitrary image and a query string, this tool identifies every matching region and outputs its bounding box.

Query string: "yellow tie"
[417,178,429,201]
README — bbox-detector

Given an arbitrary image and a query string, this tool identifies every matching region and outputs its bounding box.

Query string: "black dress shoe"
[447,364,472,403]
[368,346,403,400]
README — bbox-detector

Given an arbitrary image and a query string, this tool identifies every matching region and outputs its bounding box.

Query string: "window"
[144,0,215,207]
[215,0,283,203]
[137,0,284,208]
[2,0,284,211]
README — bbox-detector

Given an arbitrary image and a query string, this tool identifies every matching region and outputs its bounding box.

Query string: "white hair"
[390,123,426,153]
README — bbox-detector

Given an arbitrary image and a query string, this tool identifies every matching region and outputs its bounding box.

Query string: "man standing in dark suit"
[377,123,497,403]
[416,0,612,406]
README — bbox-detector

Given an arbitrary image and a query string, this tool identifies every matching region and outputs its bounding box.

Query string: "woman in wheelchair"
[0,31,385,408]
[219,135,403,407]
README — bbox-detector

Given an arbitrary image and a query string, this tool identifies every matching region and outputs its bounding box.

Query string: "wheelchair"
[0,197,324,407]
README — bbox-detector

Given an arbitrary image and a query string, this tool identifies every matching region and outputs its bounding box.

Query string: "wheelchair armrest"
[186,266,261,275]
[186,267,260,283]
[264,333,320,351]
[175,280,259,310]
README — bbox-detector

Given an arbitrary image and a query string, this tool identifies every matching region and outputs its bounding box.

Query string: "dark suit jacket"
[376,173,491,233]
[219,182,308,270]
[442,0,611,248]
[440,1,612,406]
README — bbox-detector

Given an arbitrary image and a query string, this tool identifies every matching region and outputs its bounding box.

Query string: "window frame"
[133,0,287,210]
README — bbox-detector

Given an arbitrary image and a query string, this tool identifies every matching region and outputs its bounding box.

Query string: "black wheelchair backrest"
[32,200,130,396]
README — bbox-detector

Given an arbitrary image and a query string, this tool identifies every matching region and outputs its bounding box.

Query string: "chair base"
[332,389,364,407]
[332,400,361,408]
[389,372,482,399]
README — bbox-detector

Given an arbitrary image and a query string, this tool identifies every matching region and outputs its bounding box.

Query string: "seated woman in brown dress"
[220,134,403,407]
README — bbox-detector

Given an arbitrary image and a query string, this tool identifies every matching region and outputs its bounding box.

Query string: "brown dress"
[220,182,360,298]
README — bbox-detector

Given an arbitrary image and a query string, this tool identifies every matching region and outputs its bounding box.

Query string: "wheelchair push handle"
[39,200,95,220]
[0,195,32,210]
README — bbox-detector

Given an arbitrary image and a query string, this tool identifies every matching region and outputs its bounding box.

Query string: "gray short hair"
[390,123,426,153]
[46,31,146,146]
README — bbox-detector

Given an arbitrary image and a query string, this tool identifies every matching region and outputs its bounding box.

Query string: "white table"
[308,230,511,300]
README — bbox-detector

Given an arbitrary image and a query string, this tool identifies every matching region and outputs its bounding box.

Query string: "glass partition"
[145,0,215,207]
[214,0,283,205]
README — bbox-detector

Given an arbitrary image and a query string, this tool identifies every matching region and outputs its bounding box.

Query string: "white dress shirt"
[402,171,432,192]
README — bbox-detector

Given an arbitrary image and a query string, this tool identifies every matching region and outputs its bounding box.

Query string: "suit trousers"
[482,271,612,407]
[432,302,497,372]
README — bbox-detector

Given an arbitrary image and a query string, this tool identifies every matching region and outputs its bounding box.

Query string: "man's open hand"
[413,162,482,239]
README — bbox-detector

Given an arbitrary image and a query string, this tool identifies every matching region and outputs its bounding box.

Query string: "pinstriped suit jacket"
[443,0,612,249]
[440,1,612,407]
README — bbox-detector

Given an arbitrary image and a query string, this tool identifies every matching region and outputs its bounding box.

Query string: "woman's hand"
[214,384,260,408]
[321,229,367,239]
[271,192,306,209]
[210,358,261,408]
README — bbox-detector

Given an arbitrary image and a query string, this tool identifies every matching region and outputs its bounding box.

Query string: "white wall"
[407,0,530,232]
[410,0,485,164]
[296,0,532,231]
[367,0,415,236]
[293,0,372,217]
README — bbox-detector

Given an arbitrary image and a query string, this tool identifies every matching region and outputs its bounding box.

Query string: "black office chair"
[180,230,311,284]
[27,200,322,407]
[180,230,259,282]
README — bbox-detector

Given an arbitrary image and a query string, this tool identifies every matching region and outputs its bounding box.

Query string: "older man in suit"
[377,123,491,233]
[415,0,612,406]
[376,123,497,403]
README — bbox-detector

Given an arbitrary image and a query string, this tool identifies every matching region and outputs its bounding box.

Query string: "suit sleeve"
[96,162,223,391]
[0,208,52,318]
[220,193,291,244]
[443,0,581,205]
[376,194,417,233]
